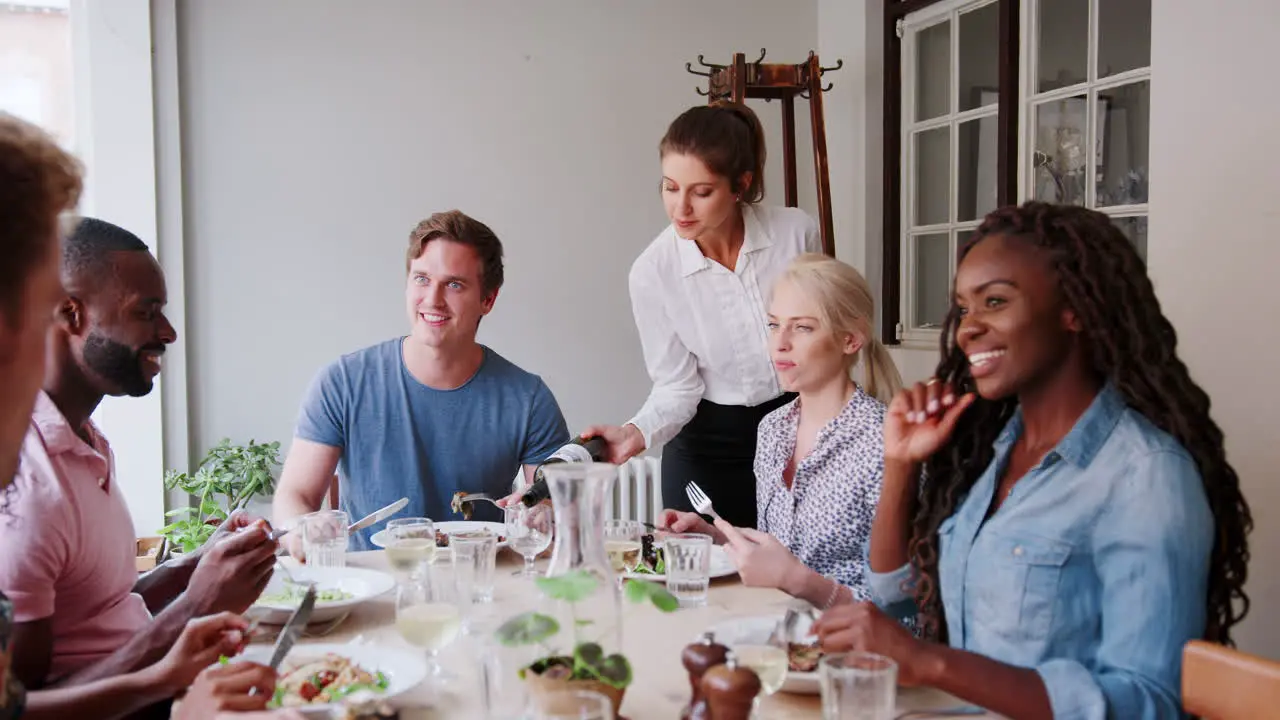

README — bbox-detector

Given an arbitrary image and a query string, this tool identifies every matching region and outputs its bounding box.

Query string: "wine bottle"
[519,435,609,507]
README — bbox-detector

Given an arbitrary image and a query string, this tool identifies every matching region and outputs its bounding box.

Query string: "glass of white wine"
[504,503,552,578]
[385,517,435,580]
[602,519,644,573]
[395,571,462,685]
[731,644,788,718]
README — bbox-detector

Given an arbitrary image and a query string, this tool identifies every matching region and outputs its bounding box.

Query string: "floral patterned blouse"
[754,388,886,600]
[0,591,24,720]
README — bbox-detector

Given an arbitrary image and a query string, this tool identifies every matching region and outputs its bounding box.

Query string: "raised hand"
[883,380,976,466]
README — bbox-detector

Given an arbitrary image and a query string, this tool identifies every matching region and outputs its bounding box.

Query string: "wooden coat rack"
[685,49,843,257]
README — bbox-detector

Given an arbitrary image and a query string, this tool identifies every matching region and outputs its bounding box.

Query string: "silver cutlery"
[347,497,409,535]
[455,492,504,509]
[685,481,722,522]
[267,583,317,670]
[768,607,801,649]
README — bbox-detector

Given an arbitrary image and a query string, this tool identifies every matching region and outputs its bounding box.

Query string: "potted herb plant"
[158,438,282,553]
[494,570,678,714]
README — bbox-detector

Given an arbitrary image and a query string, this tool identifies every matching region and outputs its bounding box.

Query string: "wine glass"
[385,517,435,580]
[395,570,462,685]
[528,689,614,720]
[504,503,552,578]
[731,644,788,718]
[602,519,644,573]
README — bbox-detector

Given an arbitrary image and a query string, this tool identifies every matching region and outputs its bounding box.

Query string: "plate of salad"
[620,533,737,581]
[227,643,426,709]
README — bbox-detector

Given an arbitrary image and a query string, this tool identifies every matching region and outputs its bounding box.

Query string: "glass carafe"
[540,462,624,666]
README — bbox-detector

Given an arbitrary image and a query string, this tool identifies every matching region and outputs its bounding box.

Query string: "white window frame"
[898,0,1000,346]
[1018,0,1151,230]
[0,0,179,536]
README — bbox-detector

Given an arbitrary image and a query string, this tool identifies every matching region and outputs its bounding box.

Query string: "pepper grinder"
[680,631,730,720]
[702,651,762,720]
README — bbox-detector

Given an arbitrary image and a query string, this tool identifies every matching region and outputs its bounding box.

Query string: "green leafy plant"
[158,438,282,553]
[494,570,678,689]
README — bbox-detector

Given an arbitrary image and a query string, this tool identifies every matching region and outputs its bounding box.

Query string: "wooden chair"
[326,474,339,510]
[1183,639,1280,719]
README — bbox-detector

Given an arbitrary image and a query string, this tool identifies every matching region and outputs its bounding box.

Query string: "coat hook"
[696,54,721,69]
[695,86,709,96]
[754,48,767,65]
[799,89,810,99]
[806,50,816,61]
[685,62,712,77]
[821,82,834,92]
[820,58,844,74]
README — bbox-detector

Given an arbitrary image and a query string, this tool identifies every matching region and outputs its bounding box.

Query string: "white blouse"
[625,204,820,449]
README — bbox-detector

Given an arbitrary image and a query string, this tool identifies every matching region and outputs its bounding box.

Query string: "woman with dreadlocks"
[812,202,1251,719]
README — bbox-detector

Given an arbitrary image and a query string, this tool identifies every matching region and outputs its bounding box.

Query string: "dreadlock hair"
[909,201,1252,646]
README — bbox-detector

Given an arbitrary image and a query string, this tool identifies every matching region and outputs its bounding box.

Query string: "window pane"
[913,233,951,328]
[1095,81,1150,207]
[0,4,75,148]
[1036,0,1087,92]
[957,229,977,256]
[914,127,950,226]
[1031,95,1088,206]
[958,113,998,222]
[1099,0,1151,79]
[916,20,950,121]
[958,2,999,112]
[1113,216,1147,259]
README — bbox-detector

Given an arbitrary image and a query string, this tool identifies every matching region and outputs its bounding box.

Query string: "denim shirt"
[869,384,1213,720]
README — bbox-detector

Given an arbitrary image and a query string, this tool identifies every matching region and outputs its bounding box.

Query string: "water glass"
[602,519,645,573]
[301,509,348,568]
[528,689,614,720]
[819,652,897,720]
[386,517,436,579]
[505,504,553,578]
[664,533,712,607]
[452,531,498,603]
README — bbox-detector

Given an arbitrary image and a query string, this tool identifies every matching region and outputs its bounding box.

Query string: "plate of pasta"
[250,565,396,624]
[233,643,427,709]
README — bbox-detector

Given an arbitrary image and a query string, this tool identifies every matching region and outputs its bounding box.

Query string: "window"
[882,0,1151,343]
[0,1,74,148]
[1024,0,1150,255]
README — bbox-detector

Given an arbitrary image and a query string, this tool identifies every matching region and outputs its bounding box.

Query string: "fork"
[685,482,722,522]
[456,492,504,509]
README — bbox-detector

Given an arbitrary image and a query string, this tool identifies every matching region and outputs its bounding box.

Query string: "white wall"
[1149,0,1280,658]
[174,0,819,464]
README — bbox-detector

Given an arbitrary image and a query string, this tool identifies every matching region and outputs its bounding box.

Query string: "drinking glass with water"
[663,533,712,607]
[505,504,553,578]
[301,509,348,568]
[451,531,498,603]
[819,652,897,720]
[385,517,435,579]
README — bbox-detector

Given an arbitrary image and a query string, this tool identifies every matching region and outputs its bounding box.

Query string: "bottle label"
[547,443,594,465]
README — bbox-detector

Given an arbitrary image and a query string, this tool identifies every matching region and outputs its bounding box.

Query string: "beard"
[82,332,161,397]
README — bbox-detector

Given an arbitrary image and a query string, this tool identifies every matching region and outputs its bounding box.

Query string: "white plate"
[232,642,426,711]
[706,613,821,695]
[620,544,738,582]
[370,520,508,549]
[249,565,396,624]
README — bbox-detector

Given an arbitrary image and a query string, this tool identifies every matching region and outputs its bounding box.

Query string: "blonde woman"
[658,254,901,609]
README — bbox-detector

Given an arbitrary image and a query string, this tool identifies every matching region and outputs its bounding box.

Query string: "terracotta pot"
[524,668,627,716]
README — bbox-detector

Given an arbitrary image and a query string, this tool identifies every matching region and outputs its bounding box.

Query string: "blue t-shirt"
[295,338,569,550]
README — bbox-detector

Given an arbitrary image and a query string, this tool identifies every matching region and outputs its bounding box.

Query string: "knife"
[347,497,409,536]
[267,583,317,671]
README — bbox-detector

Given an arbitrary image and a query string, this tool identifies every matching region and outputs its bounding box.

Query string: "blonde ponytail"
[860,336,903,404]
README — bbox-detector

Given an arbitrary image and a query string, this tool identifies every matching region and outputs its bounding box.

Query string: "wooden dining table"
[265,550,997,719]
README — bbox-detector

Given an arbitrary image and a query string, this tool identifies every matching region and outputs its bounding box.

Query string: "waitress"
[584,101,820,529]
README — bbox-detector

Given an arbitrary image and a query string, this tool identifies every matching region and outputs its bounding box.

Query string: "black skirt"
[661,393,796,529]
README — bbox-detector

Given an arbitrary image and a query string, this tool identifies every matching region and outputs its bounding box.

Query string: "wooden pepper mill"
[681,631,730,720]
[702,651,762,720]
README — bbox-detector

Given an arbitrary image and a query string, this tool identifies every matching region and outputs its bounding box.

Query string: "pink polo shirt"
[0,392,151,682]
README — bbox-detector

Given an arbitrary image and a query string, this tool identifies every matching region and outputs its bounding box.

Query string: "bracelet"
[821,577,843,610]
